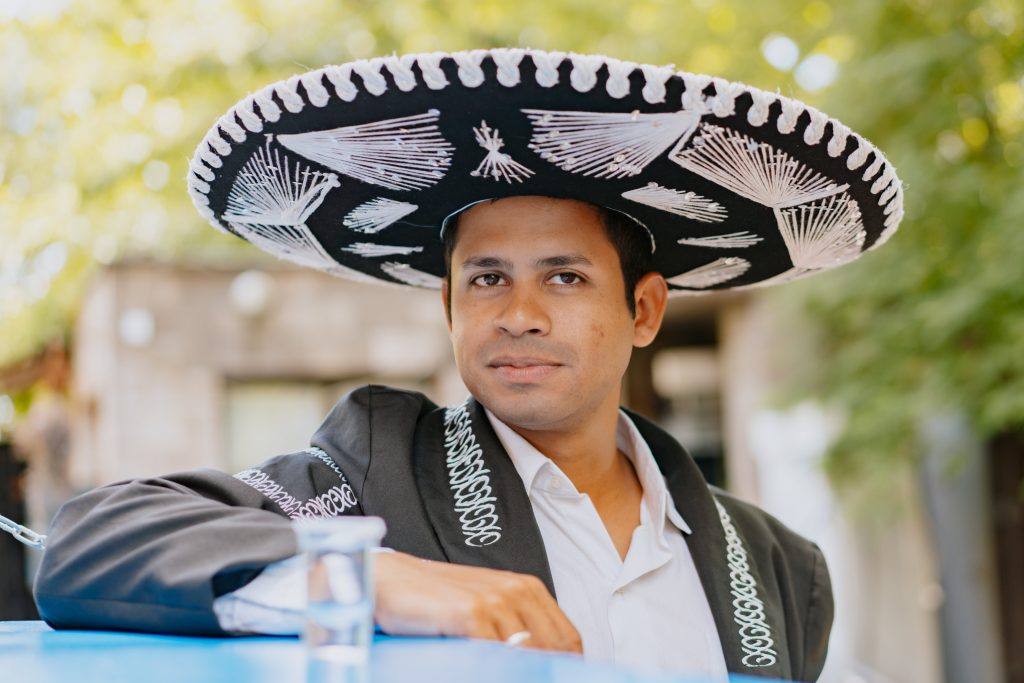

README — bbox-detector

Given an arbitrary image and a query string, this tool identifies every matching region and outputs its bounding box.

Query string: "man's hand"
[373,551,582,654]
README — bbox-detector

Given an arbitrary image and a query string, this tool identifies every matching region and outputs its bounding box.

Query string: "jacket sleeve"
[34,445,363,636]
[801,543,835,682]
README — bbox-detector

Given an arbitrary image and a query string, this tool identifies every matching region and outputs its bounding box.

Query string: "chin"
[470,380,576,431]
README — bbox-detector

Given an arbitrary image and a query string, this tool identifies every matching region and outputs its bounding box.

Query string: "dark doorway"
[990,431,1024,683]
[0,441,39,619]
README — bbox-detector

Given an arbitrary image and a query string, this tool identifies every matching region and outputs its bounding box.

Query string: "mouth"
[487,357,564,383]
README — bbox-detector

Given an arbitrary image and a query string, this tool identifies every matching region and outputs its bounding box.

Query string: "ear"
[441,278,452,330]
[632,272,668,348]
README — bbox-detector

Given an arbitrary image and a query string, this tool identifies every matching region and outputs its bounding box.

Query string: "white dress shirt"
[484,409,727,678]
[214,409,728,678]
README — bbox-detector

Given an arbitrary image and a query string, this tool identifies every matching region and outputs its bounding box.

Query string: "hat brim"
[188,49,904,295]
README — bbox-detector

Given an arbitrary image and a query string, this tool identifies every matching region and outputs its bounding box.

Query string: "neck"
[504,391,629,496]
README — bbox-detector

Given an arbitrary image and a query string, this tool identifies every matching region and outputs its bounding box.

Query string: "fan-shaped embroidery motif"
[622,182,727,223]
[381,261,443,289]
[670,124,847,208]
[523,109,702,179]
[342,198,419,234]
[667,257,750,289]
[677,231,763,249]
[470,120,534,183]
[222,140,340,226]
[228,222,373,283]
[277,110,455,191]
[341,242,425,258]
[776,194,866,270]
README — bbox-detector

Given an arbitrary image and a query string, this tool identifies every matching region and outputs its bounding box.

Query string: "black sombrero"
[187,48,904,295]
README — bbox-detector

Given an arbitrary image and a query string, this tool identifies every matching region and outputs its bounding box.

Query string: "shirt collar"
[482,407,693,536]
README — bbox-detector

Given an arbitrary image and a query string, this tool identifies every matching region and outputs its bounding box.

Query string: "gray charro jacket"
[35,385,833,681]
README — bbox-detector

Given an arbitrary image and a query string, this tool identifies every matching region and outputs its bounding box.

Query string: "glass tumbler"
[293,516,387,666]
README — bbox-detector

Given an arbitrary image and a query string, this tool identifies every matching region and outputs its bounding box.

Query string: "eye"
[470,273,507,287]
[547,272,584,286]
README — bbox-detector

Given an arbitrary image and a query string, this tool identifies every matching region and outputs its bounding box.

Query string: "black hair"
[442,199,654,317]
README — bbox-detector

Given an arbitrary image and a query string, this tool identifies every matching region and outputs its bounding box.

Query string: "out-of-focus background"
[1,0,1021,680]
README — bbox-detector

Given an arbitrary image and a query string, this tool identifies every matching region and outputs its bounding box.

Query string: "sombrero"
[186,48,904,295]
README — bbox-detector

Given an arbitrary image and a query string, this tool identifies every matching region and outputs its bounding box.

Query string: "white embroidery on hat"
[382,54,418,92]
[381,261,443,289]
[524,109,702,179]
[470,120,534,183]
[528,49,567,87]
[569,53,604,93]
[729,267,809,292]
[776,193,866,270]
[228,222,375,283]
[223,139,339,226]
[677,231,763,249]
[452,49,488,88]
[341,242,425,258]
[605,59,637,99]
[622,182,726,222]
[490,48,526,87]
[666,257,750,289]
[414,53,449,90]
[277,110,454,191]
[342,198,419,234]
[324,63,359,102]
[187,50,905,267]
[444,401,502,547]
[670,124,848,208]
[714,499,778,668]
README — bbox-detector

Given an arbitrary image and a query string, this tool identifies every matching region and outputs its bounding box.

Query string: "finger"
[519,578,583,654]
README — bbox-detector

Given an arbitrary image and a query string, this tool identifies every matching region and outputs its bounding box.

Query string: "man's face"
[443,196,663,433]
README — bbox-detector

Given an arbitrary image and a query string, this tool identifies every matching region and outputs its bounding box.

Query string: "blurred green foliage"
[1,0,1021,488]
[773,0,1024,499]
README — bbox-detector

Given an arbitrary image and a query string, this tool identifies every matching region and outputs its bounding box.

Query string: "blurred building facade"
[6,260,1012,682]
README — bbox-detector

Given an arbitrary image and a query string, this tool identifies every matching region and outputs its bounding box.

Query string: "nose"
[494,285,550,337]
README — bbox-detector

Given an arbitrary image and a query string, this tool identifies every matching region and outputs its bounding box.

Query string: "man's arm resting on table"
[215,549,582,654]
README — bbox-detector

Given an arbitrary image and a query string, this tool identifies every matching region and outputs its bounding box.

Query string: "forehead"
[452,196,613,260]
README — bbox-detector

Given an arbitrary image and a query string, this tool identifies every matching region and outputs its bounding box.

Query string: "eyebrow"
[460,254,594,270]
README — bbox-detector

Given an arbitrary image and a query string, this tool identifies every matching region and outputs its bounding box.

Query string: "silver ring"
[504,630,531,647]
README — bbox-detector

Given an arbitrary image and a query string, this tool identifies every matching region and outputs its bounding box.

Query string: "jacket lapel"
[624,410,789,679]
[413,397,556,596]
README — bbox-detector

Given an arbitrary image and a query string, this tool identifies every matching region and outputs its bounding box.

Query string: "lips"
[487,356,564,383]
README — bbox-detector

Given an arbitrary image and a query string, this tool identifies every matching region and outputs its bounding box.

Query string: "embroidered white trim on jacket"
[622,182,727,223]
[443,402,503,547]
[304,446,346,480]
[276,110,454,191]
[714,498,778,668]
[523,109,702,179]
[343,198,419,234]
[666,257,750,289]
[471,120,534,183]
[234,467,358,520]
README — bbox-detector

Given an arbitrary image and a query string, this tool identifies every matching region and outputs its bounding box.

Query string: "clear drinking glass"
[293,516,387,668]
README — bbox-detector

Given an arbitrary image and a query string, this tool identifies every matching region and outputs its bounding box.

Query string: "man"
[33,49,904,682]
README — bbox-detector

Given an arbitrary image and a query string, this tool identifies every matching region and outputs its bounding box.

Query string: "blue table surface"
[0,621,781,683]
